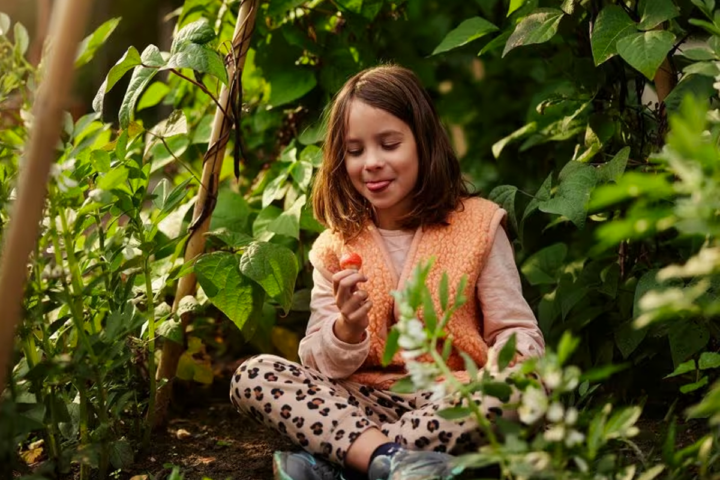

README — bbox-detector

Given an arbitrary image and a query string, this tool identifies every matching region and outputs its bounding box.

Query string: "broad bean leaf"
[432,17,498,55]
[195,252,265,331]
[638,0,679,30]
[171,19,215,53]
[699,352,720,370]
[521,243,567,285]
[119,45,167,128]
[93,47,143,113]
[13,23,28,56]
[0,13,9,35]
[617,31,675,80]
[75,17,121,68]
[239,241,299,314]
[668,320,710,367]
[267,68,317,107]
[503,8,564,57]
[539,162,598,229]
[165,43,228,85]
[489,185,518,235]
[591,6,637,66]
[597,146,630,183]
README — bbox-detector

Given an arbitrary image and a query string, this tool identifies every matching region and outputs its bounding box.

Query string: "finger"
[334,272,367,298]
[343,300,372,327]
[339,290,369,317]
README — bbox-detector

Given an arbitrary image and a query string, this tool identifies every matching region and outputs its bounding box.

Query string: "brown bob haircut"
[312,64,470,240]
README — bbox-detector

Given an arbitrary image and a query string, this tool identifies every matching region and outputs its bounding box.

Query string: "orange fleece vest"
[309,197,505,389]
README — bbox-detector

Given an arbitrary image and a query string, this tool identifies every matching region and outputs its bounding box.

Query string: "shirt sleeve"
[478,227,546,360]
[298,267,370,379]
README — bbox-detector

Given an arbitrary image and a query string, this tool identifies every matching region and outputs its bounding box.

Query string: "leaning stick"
[0,0,93,395]
[154,0,258,427]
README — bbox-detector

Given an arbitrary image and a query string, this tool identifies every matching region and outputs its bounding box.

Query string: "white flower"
[407,361,439,391]
[518,386,548,424]
[50,159,78,193]
[565,407,578,426]
[546,402,564,423]
[544,424,565,442]
[563,366,581,392]
[565,429,585,448]
[542,366,562,390]
[398,318,427,351]
[428,383,446,402]
[122,245,142,260]
[524,452,551,471]
[400,349,422,361]
[89,188,111,203]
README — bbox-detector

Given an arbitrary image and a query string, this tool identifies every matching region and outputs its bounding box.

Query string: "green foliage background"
[1,0,719,477]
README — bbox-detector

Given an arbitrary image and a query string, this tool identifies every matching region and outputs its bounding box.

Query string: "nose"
[363,147,384,170]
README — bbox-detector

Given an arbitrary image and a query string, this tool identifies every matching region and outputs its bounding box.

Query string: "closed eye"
[382,143,400,151]
[346,149,363,157]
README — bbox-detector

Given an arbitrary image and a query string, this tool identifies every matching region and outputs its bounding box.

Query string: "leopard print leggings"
[230,354,518,467]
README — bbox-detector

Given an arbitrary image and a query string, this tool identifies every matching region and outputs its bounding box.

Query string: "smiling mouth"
[366,180,392,192]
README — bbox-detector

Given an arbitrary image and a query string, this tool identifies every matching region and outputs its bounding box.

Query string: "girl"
[230,65,545,480]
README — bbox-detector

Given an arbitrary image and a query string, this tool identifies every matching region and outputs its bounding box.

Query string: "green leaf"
[157,317,184,344]
[165,43,228,84]
[481,381,513,402]
[638,0,679,30]
[604,406,641,439]
[109,439,134,469]
[13,22,28,56]
[503,8,564,57]
[597,147,630,183]
[206,228,254,248]
[268,0,305,21]
[75,17,121,68]
[668,320,710,367]
[239,242,299,314]
[492,122,537,158]
[591,6,637,66]
[589,171,674,210]
[498,333,517,371]
[138,82,170,111]
[538,162,598,229]
[195,252,265,331]
[439,273,449,312]
[267,68,317,107]
[211,189,251,234]
[699,352,720,370]
[290,160,313,192]
[262,172,289,208]
[617,31,675,80]
[479,31,512,56]
[664,74,715,113]
[680,376,708,394]
[382,328,400,367]
[508,0,528,16]
[150,110,188,139]
[522,173,552,223]
[664,359,696,378]
[171,19,216,53]
[614,320,647,359]
[422,286,438,333]
[119,45,167,128]
[97,166,129,191]
[678,47,718,61]
[557,331,580,365]
[437,406,473,420]
[521,243,567,285]
[92,46,143,113]
[488,185,518,235]
[253,205,282,239]
[268,195,305,239]
[432,17,499,55]
[154,177,191,214]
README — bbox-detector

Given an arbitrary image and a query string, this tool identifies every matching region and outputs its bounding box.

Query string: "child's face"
[344,100,419,230]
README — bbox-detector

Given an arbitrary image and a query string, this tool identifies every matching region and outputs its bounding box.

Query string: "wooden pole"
[0,0,94,396]
[154,0,258,427]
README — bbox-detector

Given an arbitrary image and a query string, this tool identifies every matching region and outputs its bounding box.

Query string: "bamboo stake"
[154,0,258,427]
[0,0,93,395]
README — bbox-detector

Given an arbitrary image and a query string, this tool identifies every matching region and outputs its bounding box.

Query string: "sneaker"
[368,449,465,480]
[273,451,345,480]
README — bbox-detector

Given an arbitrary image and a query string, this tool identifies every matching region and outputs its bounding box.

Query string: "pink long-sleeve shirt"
[299,221,545,379]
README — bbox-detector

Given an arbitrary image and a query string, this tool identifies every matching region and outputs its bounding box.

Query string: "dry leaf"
[176,428,192,439]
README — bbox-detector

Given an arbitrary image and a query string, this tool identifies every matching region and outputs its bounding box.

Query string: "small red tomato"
[340,252,363,271]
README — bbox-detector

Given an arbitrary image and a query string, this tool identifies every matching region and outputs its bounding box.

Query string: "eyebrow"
[345,130,404,143]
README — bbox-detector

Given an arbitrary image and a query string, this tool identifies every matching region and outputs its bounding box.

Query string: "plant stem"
[143,255,156,447]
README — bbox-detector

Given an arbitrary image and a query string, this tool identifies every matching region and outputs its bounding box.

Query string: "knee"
[229,354,289,409]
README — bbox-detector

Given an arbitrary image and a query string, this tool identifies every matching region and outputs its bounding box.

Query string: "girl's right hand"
[332,269,372,344]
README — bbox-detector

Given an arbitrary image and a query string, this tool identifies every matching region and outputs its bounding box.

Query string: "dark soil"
[120,401,295,480]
